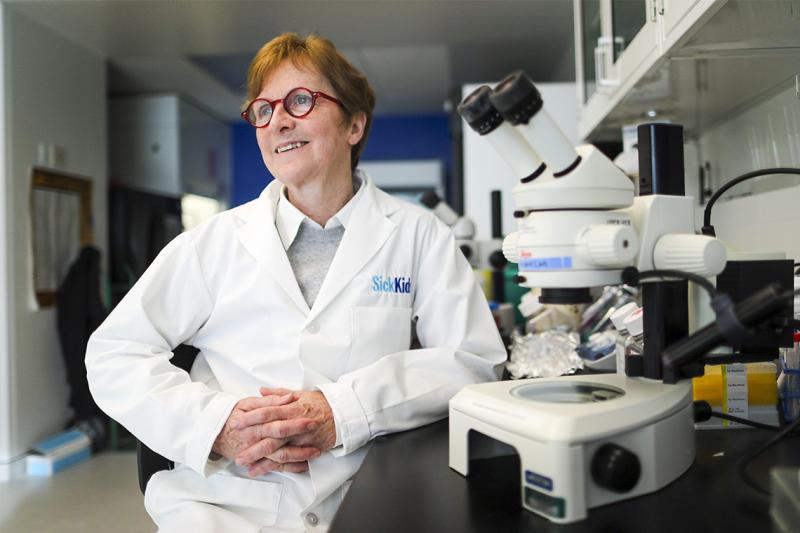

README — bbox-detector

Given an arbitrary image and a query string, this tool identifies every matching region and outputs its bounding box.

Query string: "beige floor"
[0,451,153,533]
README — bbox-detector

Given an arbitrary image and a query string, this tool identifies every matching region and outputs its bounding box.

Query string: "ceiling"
[7,0,575,121]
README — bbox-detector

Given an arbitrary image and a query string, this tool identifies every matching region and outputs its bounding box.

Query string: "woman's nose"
[270,102,295,131]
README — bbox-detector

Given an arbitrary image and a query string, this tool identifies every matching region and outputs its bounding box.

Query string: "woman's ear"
[347,112,367,147]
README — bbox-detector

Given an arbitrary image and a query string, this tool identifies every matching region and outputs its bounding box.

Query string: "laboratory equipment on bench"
[449,374,694,522]
[419,191,477,265]
[449,70,752,524]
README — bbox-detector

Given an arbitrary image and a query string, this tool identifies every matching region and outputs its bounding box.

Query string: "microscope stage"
[450,374,692,445]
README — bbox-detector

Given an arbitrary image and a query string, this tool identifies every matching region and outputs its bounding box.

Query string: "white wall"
[696,80,800,261]
[700,81,800,196]
[0,3,11,476]
[1,8,107,471]
[462,82,579,241]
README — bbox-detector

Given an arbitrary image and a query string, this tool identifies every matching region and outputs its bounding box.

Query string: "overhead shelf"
[578,0,800,142]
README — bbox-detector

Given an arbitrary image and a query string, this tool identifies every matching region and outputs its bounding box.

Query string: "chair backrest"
[136,344,199,494]
[137,440,174,493]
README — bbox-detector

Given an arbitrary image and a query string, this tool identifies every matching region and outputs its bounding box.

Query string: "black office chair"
[136,344,199,494]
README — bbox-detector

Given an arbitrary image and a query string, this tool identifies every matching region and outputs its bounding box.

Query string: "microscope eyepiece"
[490,69,579,176]
[457,86,504,136]
[419,191,441,209]
[458,83,546,182]
[488,70,543,126]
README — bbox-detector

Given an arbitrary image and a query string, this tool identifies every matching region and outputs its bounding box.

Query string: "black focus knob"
[591,444,640,493]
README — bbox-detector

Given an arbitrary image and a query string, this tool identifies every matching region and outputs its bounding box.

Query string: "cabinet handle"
[659,0,665,16]
[650,0,657,21]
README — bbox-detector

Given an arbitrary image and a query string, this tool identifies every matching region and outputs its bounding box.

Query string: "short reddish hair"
[246,33,376,170]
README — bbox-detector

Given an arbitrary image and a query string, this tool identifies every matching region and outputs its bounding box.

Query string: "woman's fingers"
[236,418,317,465]
[230,403,305,429]
[276,461,312,474]
[267,445,321,464]
[260,387,295,397]
[236,437,288,467]
[235,393,295,412]
[247,458,310,477]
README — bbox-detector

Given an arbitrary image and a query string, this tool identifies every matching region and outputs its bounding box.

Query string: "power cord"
[694,400,800,496]
[694,400,800,433]
[623,267,752,344]
[737,414,800,496]
[701,167,800,237]
[711,411,781,431]
[729,287,800,495]
[622,267,718,297]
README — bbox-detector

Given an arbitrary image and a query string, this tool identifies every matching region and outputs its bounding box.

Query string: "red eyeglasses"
[241,87,343,128]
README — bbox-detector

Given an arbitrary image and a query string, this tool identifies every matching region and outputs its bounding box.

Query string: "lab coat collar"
[235,181,309,314]
[235,171,398,319]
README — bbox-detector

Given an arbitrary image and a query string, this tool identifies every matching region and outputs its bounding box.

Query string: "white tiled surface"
[0,452,153,532]
[699,80,800,196]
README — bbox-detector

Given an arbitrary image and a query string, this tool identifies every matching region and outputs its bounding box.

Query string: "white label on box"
[724,364,748,426]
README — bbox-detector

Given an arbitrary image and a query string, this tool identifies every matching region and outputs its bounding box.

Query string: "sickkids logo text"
[372,275,412,294]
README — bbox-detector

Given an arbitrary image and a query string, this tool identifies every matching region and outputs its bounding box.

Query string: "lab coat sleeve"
[317,218,506,455]
[86,232,239,477]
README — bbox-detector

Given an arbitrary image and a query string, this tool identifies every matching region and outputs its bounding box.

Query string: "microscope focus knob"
[653,234,727,276]
[502,232,520,263]
[591,443,640,493]
[584,225,638,267]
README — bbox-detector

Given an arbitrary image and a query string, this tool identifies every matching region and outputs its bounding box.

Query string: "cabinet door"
[609,0,659,88]
[612,0,650,61]
[576,0,604,104]
[658,0,719,52]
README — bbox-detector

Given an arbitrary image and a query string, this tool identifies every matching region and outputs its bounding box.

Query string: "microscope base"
[449,374,695,523]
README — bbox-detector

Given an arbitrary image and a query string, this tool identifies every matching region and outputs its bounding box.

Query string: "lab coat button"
[306,322,319,334]
[305,512,319,526]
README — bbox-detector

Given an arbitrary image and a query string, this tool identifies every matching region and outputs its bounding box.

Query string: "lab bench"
[330,418,798,533]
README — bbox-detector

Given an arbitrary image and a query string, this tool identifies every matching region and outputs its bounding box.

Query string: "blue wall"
[231,122,274,207]
[230,113,452,207]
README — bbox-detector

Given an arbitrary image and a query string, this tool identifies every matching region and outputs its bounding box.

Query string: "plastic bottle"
[622,308,644,376]
[610,302,639,374]
[780,333,800,422]
[778,274,800,421]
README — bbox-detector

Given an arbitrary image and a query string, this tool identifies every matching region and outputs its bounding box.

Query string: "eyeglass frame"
[241,87,344,128]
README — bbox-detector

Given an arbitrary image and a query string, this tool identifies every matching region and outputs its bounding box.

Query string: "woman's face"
[254,60,364,189]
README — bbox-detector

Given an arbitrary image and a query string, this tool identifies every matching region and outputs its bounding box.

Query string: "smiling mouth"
[276,141,309,154]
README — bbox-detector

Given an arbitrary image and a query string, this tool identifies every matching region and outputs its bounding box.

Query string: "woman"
[86,33,505,532]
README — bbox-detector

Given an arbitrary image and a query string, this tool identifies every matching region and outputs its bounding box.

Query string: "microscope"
[448,71,791,523]
[419,191,478,266]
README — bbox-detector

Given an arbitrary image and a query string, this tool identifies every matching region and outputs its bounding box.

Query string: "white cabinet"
[575,0,661,138]
[575,0,658,104]
[575,0,800,141]
[110,95,230,203]
[574,0,726,140]
[658,0,708,49]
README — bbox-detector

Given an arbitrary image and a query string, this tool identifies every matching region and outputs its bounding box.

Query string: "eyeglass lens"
[249,88,315,127]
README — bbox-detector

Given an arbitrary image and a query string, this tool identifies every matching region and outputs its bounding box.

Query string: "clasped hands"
[212,387,336,476]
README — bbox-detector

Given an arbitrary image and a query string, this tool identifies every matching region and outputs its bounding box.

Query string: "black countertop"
[331,418,799,533]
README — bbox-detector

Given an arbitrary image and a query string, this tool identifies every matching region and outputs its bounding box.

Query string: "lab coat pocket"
[144,465,283,526]
[348,306,412,371]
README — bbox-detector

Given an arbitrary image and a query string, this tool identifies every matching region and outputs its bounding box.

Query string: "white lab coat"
[86,173,505,532]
